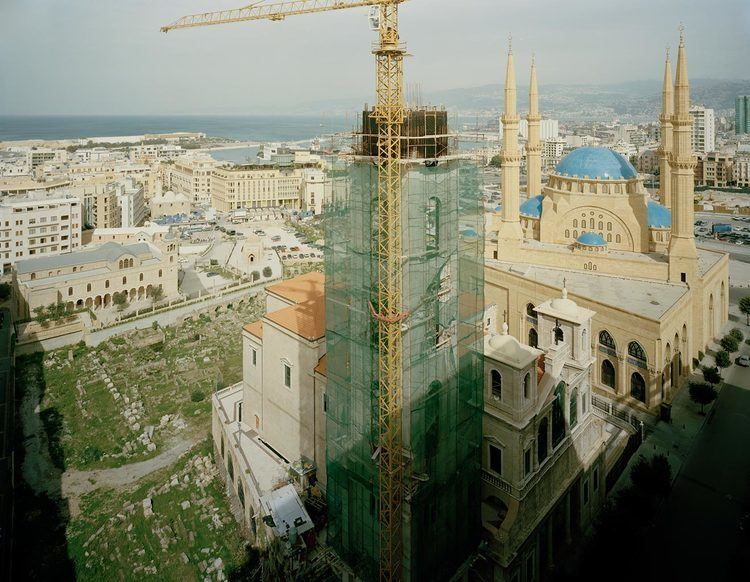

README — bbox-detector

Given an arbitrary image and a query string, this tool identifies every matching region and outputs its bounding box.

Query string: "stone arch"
[560,207,634,250]
[601,359,616,390]
[631,372,646,403]
[104,293,111,307]
[529,328,538,348]
[85,297,93,309]
[138,286,145,300]
[76,299,83,308]
[130,288,137,300]
[94,295,102,309]
[146,285,153,297]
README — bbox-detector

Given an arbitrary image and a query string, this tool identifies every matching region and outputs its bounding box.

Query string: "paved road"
[649,334,750,580]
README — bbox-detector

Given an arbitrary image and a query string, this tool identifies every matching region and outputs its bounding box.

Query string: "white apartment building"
[129,144,185,163]
[542,137,566,169]
[690,105,716,154]
[502,119,560,141]
[0,193,82,273]
[301,168,329,215]
[109,177,147,228]
[211,163,320,213]
[735,145,750,188]
[19,148,68,169]
[167,156,217,205]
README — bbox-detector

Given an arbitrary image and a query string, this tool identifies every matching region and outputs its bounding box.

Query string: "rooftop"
[16,241,156,275]
[244,320,263,339]
[520,195,544,219]
[266,272,324,306]
[265,297,325,342]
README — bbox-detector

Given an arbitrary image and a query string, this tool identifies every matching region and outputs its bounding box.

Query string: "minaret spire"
[497,37,523,246]
[668,25,698,283]
[658,46,674,207]
[526,53,542,198]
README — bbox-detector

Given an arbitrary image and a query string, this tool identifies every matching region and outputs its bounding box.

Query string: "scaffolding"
[324,156,485,581]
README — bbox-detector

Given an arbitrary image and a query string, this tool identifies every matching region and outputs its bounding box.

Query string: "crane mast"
[162,2,408,579]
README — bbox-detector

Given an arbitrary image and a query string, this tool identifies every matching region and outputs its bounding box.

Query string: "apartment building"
[110,177,147,228]
[735,145,750,188]
[167,156,217,205]
[690,106,716,154]
[211,162,320,213]
[701,152,734,188]
[0,194,82,274]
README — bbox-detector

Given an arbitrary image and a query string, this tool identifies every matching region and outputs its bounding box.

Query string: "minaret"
[668,26,698,283]
[498,36,524,245]
[526,54,542,197]
[658,48,674,208]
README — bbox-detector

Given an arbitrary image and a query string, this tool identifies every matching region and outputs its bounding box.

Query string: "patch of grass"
[17,296,265,471]
[66,438,249,581]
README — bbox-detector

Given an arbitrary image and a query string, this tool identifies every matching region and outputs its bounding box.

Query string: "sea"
[0,115,352,143]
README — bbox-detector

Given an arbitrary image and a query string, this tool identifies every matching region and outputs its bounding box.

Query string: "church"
[486,31,729,417]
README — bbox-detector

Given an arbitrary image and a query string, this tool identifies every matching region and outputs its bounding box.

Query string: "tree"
[489,155,502,168]
[113,292,128,312]
[689,381,718,414]
[715,350,731,372]
[262,266,272,278]
[702,366,722,386]
[151,286,164,304]
[251,270,260,282]
[720,335,739,353]
[0,282,11,302]
[630,454,672,498]
[739,296,750,325]
[729,328,745,342]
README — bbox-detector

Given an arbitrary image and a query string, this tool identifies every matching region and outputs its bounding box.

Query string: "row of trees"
[689,328,745,414]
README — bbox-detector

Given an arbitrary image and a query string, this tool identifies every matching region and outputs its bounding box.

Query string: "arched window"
[631,372,646,402]
[426,197,440,251]
[491,370,502,400]
[628,341,647,365]
[573,230,578,238]
[589,218,595,229]
[158,269,163,277]
[87,283,91,292]
[139,273,144,281]
[227,456,234,481]
[31,273,36,280]
[598,221,603,230]
[616,234,622,243]
[607,233,612,242]
[601,359,616,389]
[238,481,245,509]
[523,373,531,399]
[607,222,612,231]
[529,328,538,348]
[538,418,549,463]
[573,219,578,228]
[105,280,110,289]
[68,287,73,296]
[526,303,537,319]
[552,382,566,447]
[565,229,570,238]
[599,330,616,350]
[122,276,127,285]
[569,388,578,428]
[554,326,564,344]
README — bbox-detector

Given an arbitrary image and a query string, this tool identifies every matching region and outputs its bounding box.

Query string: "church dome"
[555,147,637,180]
[647,200,671,228]
[520,195,544,218]
[576,232,607,247]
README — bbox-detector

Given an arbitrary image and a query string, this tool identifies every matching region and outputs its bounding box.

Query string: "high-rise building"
[736,96,750,135]
[690,105,715,154]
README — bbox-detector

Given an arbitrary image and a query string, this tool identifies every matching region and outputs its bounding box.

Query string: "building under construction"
[325,107,485,580]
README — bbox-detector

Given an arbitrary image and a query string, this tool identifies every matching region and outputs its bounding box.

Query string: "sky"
[1,0,748,115]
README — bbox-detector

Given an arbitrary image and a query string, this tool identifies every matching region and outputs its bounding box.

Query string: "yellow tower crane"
[162,1,409,579]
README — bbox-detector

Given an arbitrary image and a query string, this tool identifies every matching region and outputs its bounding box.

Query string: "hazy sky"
[1,0,748,115]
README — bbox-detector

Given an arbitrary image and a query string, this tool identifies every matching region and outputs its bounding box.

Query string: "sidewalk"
[610,312,749,495]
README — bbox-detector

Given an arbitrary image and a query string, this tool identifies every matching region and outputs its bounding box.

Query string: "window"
[565,229,570,238]
[631,372,646,402]
[554,326,564,344]
[628,341,647,364]
[158,269,163,277]
[523,373,531,399]
[220,435,225,458]
[489,444,503,476]
[552,382,566,447]
[238,481,245,509]
[569,388,578,428]
[237,402,243,423]
[601,359,616,389]
[87,283,92,292]
[583,478,590,505]
[491,370,502,400]
[526,302,537,319]
[139,273,144,281]
[227,456,234,481]
[593,467,600,491]
[616,234,622,243]
[524,448,532,476]
[284,363,292,388]
[537,418,549,463]
[122,276,127,285]
[599,330,616,350]
[529,328,538,348]
[105,280,110,289]
[573,219,578,228]
[68,287,73,296]
[323,393,328,413]
[252,348,257,366]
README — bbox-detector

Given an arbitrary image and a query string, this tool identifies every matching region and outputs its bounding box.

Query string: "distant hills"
[292,79,750,122]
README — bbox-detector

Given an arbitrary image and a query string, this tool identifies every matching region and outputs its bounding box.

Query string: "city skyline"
[1,0,749,116]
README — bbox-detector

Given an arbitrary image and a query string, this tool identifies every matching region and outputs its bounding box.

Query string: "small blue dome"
[576,232,607,246]
[461,228,478,238]
[520,195,544,218]
[648,200,672,228]
[556,147,637,180]
[495,205,502,212]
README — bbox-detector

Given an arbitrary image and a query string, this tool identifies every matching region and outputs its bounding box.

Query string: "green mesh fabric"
[324,160,485,581]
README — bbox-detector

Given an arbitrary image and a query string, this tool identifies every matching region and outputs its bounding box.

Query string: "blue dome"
[647,200,671,228]
[520,195,544,218]
[461,228,478,238]
[495,205,502,212]
[576,232,607,246]
[556,147,637,180]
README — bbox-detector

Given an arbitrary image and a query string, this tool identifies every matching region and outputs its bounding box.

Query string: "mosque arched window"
[589,218,595,229]
[529,328,538,348]
[491,370,502,400]
[565,229,570,238]
[598,221,603,230]
[573,230,578,238]
[599,330,616,350]
[607,234,612,242]
[607,222,612,231]
[628,341,647,364]
[630,372,646,402]
[601,359,616,389]
[573,219,578,228]
[616,234,622,243]
[526,303,537,319]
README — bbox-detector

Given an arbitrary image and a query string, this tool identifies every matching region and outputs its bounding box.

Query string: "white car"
[736,355,750,368]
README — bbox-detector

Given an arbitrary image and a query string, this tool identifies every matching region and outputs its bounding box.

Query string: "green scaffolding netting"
[324,159,485,581]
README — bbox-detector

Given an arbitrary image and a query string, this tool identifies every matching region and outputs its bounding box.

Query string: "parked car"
[736,355,750,367]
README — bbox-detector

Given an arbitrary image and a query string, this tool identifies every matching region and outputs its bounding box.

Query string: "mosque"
[486,32,729,418]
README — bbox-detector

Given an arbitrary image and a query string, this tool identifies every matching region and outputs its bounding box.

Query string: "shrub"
[251,271,261,282]
[263,266,273,278]
[720,335,739,353]
[152,321,159,330]
[729,328,745,342]
[715,350,731,370]
[702,366,721,386]
[191,390,205,403]
[0,282,11,302]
